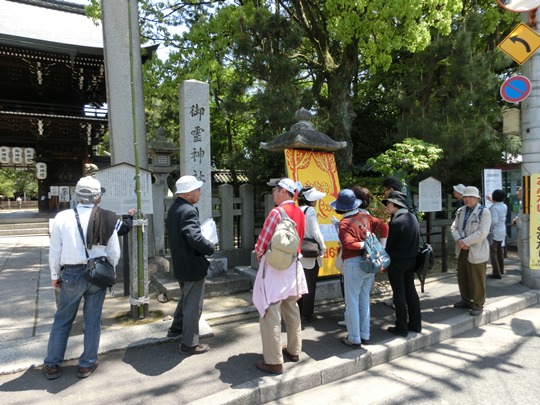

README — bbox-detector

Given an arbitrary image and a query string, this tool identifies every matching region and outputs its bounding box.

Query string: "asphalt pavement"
[0,231,539,404]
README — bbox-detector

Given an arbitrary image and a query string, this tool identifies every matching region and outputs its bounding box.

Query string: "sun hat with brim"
[75,176,102,196]
[462,186,481,199]
[330,189,361,212]
[267,178,298,194]
[302,187,326,202]
[382,191,408,209]
[453,184,466,194]
[175,175,204,194]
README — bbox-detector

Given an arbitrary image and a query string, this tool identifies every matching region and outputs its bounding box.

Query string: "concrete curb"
[189,289,540,405]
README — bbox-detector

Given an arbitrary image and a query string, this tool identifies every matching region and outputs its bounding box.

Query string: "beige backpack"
[265,207,300,270]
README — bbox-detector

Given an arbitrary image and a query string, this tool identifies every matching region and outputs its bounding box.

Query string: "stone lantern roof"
[148,128,177,153]
[260,108,347,152]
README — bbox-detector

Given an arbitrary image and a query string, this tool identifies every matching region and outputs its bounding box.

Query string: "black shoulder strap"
[74,207,89,260]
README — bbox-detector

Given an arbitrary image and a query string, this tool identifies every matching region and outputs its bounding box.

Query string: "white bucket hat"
[453,184,466,194]
[75,176,102,196]
[175,175,204,194]
[462,186,481,199]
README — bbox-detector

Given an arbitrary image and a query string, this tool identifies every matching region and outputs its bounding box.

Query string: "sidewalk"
[0,235,538,404]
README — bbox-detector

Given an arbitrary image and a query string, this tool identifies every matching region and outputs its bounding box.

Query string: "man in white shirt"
[43,176,120,380]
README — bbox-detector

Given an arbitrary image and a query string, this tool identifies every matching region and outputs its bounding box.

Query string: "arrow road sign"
[500,75,531,103]
[498,22,540,65]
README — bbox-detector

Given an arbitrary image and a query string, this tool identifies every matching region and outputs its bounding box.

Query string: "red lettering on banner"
[327,246,339,258]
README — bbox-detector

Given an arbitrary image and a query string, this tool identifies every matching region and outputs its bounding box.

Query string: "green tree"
[0,169,38,199]
[367,138,443,184]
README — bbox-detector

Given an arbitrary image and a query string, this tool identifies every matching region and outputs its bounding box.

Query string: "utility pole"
[520,10,540,288]
[497,2,540,288]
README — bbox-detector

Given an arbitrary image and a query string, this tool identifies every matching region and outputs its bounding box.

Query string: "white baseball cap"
[267,178,298,194]
[175,175,204,194]
[75,176,102,196]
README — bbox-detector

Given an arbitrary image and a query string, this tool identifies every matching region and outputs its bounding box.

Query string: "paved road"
[273,303,540,405]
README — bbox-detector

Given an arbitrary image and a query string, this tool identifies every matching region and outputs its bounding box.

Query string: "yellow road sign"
[498,22,540,65]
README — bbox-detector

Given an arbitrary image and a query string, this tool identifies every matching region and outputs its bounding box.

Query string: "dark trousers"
[298,262,320,317]
[490,240,504,276]
[388,258,422,333]
[170,279,205,347]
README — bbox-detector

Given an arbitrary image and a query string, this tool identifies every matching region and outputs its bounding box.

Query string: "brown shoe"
[77,363,98,378]
[43,365,61,380]
[256,360,283,375]
[282,346,299,362]
[179,343,209,355]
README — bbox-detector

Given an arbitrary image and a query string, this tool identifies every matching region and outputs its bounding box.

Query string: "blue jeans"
[44,266,106,368]
[343,257,374,344]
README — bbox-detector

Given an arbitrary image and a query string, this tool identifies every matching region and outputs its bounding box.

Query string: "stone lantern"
[148,127,177,255]
[148,127,177,173]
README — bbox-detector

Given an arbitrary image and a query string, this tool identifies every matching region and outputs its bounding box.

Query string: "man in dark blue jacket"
[166,175,215,355]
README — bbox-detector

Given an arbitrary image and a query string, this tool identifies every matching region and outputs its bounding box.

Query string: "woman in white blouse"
[297,186,326,323]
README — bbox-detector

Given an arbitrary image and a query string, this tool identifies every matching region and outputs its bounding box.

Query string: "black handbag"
[301,237,321,258]
[300,207,321,258]
[74,207,116,288]
[84,256,116,288]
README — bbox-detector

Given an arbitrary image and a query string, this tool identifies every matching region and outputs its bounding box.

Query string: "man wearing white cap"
[451,186,491,316]
[453,183,466,211]
[166,175,215,355]
[252,177,308,374]
[43,176,120,380]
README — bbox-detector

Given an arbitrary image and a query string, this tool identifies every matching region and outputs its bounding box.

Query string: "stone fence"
[164,183,255,268]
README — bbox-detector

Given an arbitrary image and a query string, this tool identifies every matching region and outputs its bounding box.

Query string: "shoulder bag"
[74,207,116,288]
[300,207,321,258]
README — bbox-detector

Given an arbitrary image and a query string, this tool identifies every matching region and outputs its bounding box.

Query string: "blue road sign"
[500,75,531,103]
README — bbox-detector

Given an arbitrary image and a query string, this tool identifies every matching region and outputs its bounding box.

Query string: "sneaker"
[179,343,210,355]
[43,365,61,380]
[77,363,98,378]
[453,301,468,309]
[469,309,483,316]
[337,320,346,327]
[340,336,361,349]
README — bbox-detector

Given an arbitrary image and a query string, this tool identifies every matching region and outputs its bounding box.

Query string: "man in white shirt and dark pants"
[43,176,120,380]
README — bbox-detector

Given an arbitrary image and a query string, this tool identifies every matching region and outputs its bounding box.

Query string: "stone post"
[218,184,234,251]
[101,0,148,169]
[179,80,211,222]
[240,183,254,249]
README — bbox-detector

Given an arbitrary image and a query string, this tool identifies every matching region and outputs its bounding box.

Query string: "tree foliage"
[86,0,520,192]
[367,138,443,182]
[0,169,38,199]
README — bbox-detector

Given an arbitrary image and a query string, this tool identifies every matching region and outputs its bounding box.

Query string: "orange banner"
[285,149,341,277]
[530,174,540,269]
